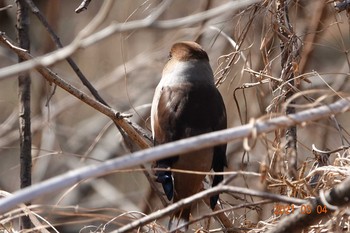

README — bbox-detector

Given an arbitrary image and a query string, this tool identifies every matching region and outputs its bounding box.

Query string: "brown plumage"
[151,41,227,231]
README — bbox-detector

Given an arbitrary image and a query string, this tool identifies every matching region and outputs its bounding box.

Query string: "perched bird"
[150,41,227,230]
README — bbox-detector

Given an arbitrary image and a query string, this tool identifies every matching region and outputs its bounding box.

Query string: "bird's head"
[162,41,213,84]
[168,41,209,62]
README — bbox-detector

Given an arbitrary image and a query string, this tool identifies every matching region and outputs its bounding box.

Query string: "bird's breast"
[161,60,214,87]
[172,148,213,200]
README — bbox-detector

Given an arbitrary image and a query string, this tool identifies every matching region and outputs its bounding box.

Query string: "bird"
[150,41,227,231]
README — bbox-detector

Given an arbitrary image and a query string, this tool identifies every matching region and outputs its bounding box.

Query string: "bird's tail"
[168,208,191,233]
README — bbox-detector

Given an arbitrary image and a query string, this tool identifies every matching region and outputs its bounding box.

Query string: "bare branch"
[22,0,152,158]
[0,0,260,80]
[0,51,155,148]
[0,4,12,11]
[275,0,301,179]
[267,176,350,233]
[0,30,166,207]
[24,0,109,106]
[0,0,114,80]
[16,0,32,229]
[0,191,51,233]
[0,33,151,150]
[0,95,349,214]
[75,0,92,13]
[112,185,305,233]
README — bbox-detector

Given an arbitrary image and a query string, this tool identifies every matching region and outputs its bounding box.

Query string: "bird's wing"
[154,83,225,144]
[152,83,227,203]
[210,88,227,208]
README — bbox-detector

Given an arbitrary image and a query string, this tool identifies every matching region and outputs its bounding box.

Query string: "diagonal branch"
[0,33,150,150]
[0,32,169,207]
[0,0,260,80]
[24,0,109,106]
[22,0,143,152]
[75,0,92,13]
[267,176,350,233]
[0,94,349,214]
[112,185,306,233]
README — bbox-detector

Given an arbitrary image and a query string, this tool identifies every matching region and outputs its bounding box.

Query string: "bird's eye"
[168,52,172,60]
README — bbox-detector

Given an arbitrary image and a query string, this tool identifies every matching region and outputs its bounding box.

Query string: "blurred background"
[0,0,350,232]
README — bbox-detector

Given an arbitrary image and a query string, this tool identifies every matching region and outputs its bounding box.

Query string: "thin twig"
[275,0,300,180]
[0,0,260,80]
[0,4,12,11]
[298,0,327,74]
[0,191,51,233]
[24,0,109,106]
[174,199,273,233]
[0,0,114,80]
[112,185,306,233]
[75,0,92,13]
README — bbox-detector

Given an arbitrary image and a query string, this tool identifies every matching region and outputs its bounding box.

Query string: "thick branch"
[0,96,349,214]
[267,176,350,233]
[0,31,167,206]
[16,0,32,229]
